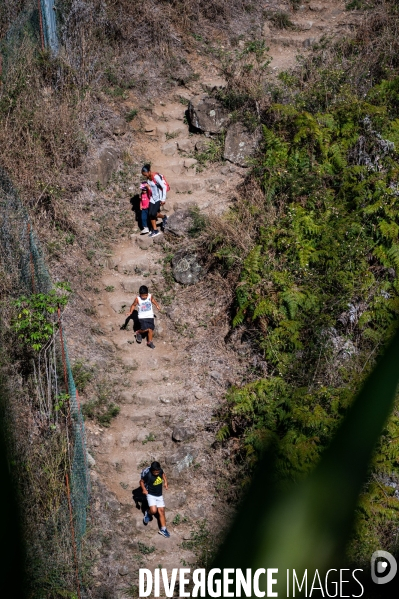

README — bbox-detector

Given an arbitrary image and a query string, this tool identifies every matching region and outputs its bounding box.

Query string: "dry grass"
[293,1,399,100]
[351,2,399,83]
[0,39,87,223]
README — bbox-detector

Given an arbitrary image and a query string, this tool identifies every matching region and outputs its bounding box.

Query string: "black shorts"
[149,201,161,219]
[138,318,155,331]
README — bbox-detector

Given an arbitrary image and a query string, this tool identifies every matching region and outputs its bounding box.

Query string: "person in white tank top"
[124,285,161,349]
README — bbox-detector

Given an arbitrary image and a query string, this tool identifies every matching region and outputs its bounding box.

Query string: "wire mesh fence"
[0,5,88,594]
[0,166,90,589]
[0,0,58,67]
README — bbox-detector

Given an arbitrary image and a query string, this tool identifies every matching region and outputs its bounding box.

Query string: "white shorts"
[147,494,165,508]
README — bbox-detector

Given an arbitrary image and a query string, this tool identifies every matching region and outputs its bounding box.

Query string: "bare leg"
[149,506,158,517]
[158,507,166,528]
[136,328,149,336]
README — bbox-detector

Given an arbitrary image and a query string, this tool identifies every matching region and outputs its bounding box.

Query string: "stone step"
[169,177,204,194]
[152,103,187,121]
[176,138,197,154]
[156,121,188,140]
[270,34,321,47]
[118,255,155,274]
[161,141,178,156]
[121,278,147,293]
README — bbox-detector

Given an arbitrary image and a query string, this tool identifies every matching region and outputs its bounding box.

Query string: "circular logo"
[371,550,397,585]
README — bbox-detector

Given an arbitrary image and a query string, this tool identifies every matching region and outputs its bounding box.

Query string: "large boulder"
[88,145,120,185]
[188,95,228,134]
[165,209,195,237]
[223,123,261,167]
[172,248,202,285]
[165,445,198,473]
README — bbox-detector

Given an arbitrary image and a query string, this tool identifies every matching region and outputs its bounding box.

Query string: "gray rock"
[166,446,197,472]
[87,452,96,468]
[194,390,204,400]
[172,248,202,285]
[223,122,261,167]
[118,565,130,577]
[135,235,153,250]
[165,209,195,237]
[110,117,127,136]
[88,145,120,186]
[188,95,229,134]
[177,138,196,153]
[172,426,195,442]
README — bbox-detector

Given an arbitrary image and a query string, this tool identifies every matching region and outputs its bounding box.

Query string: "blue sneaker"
[158,528,170,538]
[143,511,153,525]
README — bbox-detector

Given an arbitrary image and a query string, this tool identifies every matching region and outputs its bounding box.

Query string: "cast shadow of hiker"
[130,194,142,228]
[132,487,147,514]
[132,487,161,528]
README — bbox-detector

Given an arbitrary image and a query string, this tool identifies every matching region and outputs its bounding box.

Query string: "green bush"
[71,360,94,393]
[215,77,399,560]
[12,283,71,352]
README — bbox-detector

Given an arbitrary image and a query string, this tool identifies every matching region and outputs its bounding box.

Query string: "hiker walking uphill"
[141,164,168,237]
[140,461,170,538]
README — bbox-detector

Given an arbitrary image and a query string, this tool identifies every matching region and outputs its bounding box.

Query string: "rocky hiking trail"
[71,2,359,594]
[82,84,248,592]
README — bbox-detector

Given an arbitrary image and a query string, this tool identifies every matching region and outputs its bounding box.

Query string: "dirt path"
[82,80,248,591]
[76,2,356,594]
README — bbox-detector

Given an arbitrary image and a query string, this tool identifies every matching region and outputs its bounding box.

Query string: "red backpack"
[152,172,170,193]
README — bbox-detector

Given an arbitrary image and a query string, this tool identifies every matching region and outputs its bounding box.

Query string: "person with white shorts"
[140,461,170,538]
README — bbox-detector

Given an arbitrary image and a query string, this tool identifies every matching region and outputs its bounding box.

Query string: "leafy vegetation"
[71,360,94,393]
[213,330,399,595]
[12,282,71,352]
[214,69,399,559]
[180,520,218,569]
[81,379,120,426]
[137,542,155,555]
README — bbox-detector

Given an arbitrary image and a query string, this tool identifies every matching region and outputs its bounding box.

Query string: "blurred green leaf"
[212,328,399,595]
